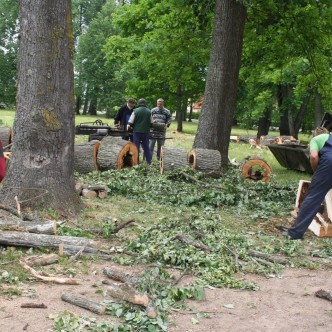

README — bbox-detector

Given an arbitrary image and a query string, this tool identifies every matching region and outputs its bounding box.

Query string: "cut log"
[20,260,80,284]
[97,136,138,171]
[188,148,221,175]
[61,292,106,315]
[103,267,139,286]
[160,147,188,174]
[0,230,102,251]
[0,126,12,146]
[0,220,57,235]
[74,140,100,174]
[106,283,149,307]
[241,157,272,182]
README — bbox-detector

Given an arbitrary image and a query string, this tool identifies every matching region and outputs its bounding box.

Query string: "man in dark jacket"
[127,98,152,164]
[114,97,136,140]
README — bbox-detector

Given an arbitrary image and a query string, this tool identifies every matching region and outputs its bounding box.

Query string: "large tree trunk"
[256,109,271,139]
[0,0,81,215]
[193,0,247,172]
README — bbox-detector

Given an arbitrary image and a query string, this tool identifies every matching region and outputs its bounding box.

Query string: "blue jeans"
[133,132,151,164]
[288,135,332,239]
[149,137,165,160]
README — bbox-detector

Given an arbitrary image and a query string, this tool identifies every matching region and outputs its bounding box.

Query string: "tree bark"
[0,0,81,215]
[188,148,221,175]
[97,136,138,171]
[193,0,247,172]
[160,147,188,174]
[74,140,100,174]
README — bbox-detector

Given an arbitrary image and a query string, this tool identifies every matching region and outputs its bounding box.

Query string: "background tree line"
[0,0,331,136]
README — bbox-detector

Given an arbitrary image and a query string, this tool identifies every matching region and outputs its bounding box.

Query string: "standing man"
[127,98,152,164]
[149,98,172,160]
[277,127,332,240]
[114,97,136,140]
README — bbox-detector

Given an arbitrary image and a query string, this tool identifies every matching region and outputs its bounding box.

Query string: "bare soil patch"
[1,262,331,332]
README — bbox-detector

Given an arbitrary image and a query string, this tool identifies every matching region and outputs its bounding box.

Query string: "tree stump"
[241,157,272,182]
[74,140,100,174]
[160,147,188,174]
[188,148,221,175]
[97,137,138,171]
[0,126,12,146]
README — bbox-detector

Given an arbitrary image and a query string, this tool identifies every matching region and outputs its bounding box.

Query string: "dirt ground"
[1,262,332,332]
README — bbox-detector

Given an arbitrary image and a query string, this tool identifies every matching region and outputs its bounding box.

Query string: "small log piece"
[97,136,138,171]
[315,289,332,303]
[82,189,98,199]
[103,267,140,286]
[0,230,101,250]
[0,220,57,235]
[74,140,100,174]
[61,292,106,315]
[106,283,149,307]
[160,147,188,174]
[188,148,221,175]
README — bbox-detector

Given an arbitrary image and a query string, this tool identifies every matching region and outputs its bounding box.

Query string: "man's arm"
[165,110,172,127]
[310,150,319,172]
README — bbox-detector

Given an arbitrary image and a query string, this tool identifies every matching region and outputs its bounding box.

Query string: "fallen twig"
[175,233,212,252]
[20,303,47,309]
[248,249,288,265]
[19,260,80,285]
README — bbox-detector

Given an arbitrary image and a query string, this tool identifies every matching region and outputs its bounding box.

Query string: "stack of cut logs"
[75,181,108,199]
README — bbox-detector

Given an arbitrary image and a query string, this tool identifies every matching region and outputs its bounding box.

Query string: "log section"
[74,140,100,174]
[97,136,138,171]
[160,147,188,174]
[188,148,221,175]
[241,157,272,182]
[0,230,101,250]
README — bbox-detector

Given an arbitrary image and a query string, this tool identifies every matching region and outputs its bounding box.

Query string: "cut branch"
[61,292,106,315]
[175,233,212,252]
[20,260,80,284]
[103,267,139,286]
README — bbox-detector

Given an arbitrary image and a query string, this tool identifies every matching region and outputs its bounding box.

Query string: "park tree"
[193,0,247,170]
[0,0,19,106]
[0,0,81,216]
[104,0,211,130]
[237,0,332,137]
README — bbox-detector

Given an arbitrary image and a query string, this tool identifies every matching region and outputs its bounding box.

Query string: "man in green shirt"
[127,98,152,164]
[278,127,331,239]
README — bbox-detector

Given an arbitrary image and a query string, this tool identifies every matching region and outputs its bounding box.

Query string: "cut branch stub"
[74,140,100,174]
[160,146,188,174]
[188,148,221,175]
[241,157,272,182]
[97,136,138,171]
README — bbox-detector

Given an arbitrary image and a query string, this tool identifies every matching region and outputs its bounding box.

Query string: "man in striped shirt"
[149,99,172,160]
